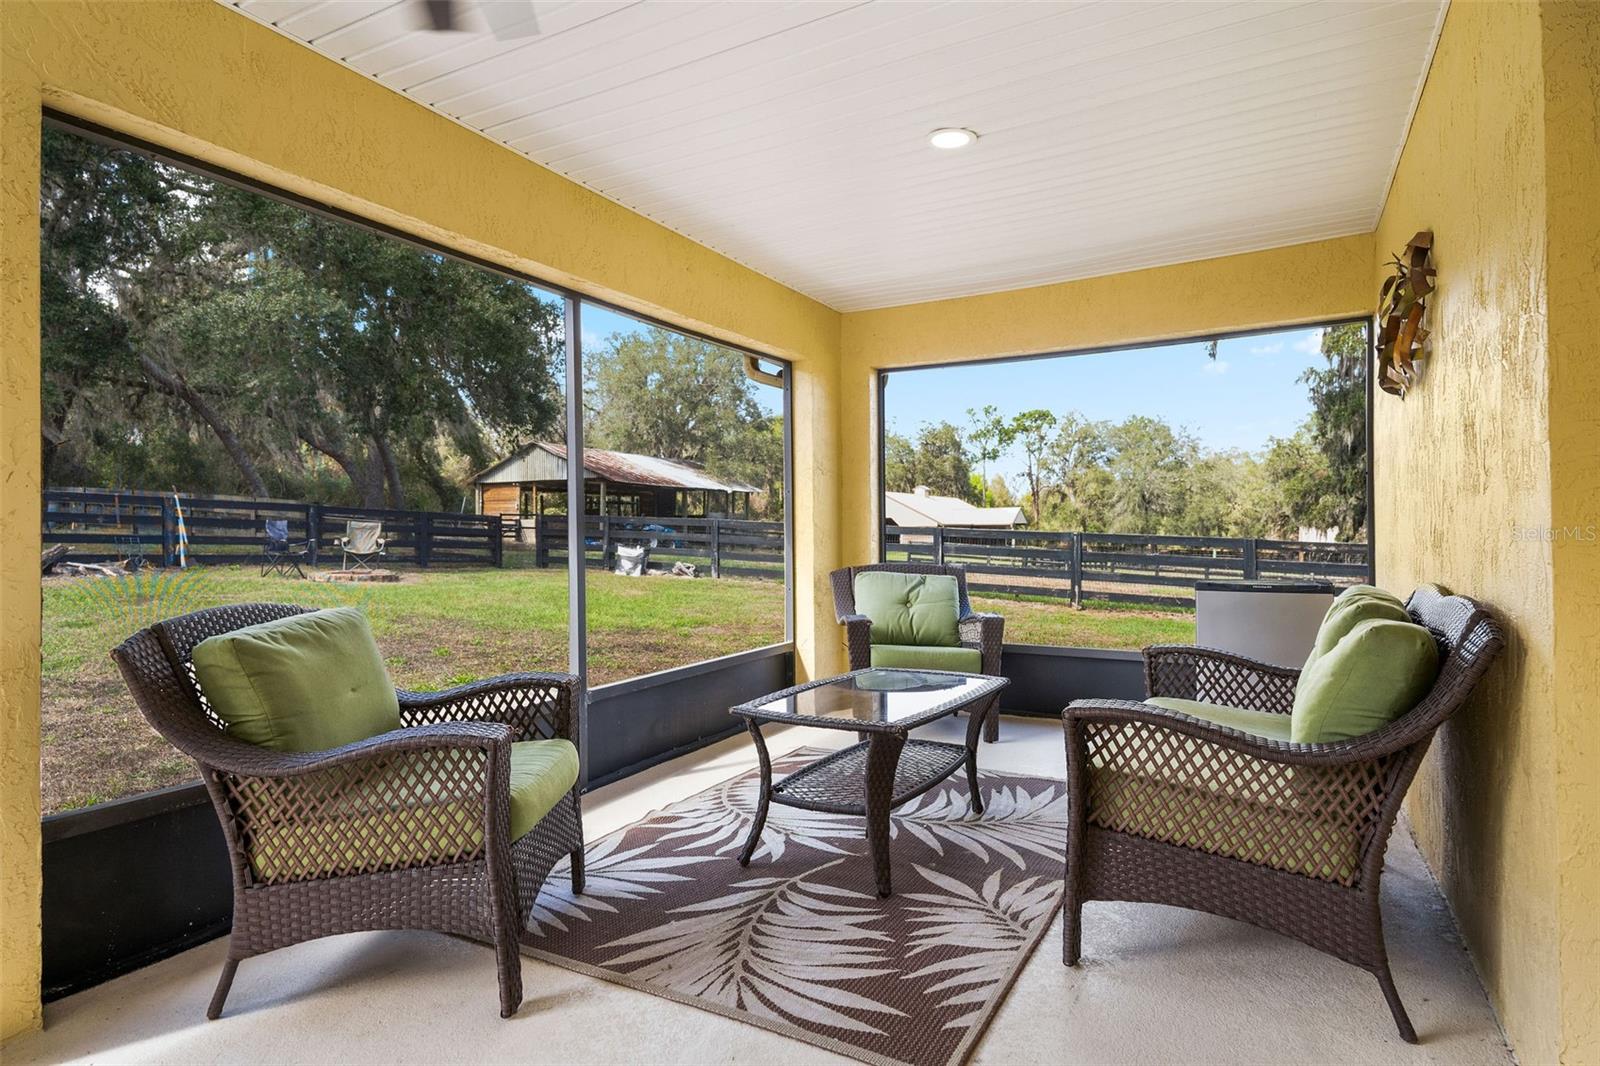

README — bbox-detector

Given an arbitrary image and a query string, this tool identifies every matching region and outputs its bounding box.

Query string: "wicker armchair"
[830,562,1004,742]
[1062,585,1503,1042]
[111,603,584,1020]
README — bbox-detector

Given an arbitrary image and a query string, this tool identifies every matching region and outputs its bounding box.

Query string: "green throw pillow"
[1291,618,1439,743]
[1298,585,1411,695]
[854,572,961,647]
[192,607,401,752]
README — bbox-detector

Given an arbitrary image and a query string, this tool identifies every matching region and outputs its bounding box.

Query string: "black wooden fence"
[885,525,1370,608]
[535,514,785,579]
[43,489,503,569]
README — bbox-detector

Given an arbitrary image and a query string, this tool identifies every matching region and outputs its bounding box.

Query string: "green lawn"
[972,593,1195,649]
[40,562,1193,814]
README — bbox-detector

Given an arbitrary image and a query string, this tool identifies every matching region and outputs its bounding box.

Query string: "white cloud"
[1248,342,1284,356]
[1291,329,1325,356]
[1201,359,1231,376]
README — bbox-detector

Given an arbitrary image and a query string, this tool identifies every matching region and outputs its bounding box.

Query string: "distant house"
[474,443,759,528]
[885,486,1025,531]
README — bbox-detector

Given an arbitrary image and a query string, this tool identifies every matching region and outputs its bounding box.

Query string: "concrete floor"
[6,716,1513,1066]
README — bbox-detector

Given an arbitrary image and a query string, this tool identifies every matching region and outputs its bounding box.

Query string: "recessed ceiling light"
[928,127,978,150]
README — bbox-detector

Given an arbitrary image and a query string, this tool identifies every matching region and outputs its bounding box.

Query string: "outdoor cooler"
[1194,579,1336,669]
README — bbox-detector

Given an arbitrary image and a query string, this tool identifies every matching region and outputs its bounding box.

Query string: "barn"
[473,443,759,532]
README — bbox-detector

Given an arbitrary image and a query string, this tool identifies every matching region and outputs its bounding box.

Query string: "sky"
[884,326,1331,486]
[566,295,1329,473]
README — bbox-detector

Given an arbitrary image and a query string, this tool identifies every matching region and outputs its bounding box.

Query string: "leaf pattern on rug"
[901,866,1062,1030]
[647,766,864,862]
[526,833,715,936]
[595,858,907,1034]
[521,752,1066,1066]
[892,781,1067,870]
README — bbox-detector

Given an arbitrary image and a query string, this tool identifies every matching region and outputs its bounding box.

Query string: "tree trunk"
[298,429,386,508]
[374,434,404,510]
[138,352,270,496]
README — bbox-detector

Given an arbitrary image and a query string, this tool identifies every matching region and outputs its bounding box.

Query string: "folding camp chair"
[336,520,387,571]
[260,519,309,578]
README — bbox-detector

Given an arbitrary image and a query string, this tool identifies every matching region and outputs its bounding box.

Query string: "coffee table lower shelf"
[770,739,969,816]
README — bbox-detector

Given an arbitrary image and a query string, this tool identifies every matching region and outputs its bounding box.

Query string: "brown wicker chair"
[1062,585,1504,1043]
[111,603,584,1020]
[830,562,1004,742]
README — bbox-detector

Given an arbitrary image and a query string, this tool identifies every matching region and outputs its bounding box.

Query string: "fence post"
[932,527,945,566]
[160,498,175,568]
[600,515,611,569]
[307,504,321,568]
[491,515,503,568]
[1071,532,1083,607]
[417,514,432,568]
[1243,538,1259,580]
[536,516,549,568]
[709,517,721,578]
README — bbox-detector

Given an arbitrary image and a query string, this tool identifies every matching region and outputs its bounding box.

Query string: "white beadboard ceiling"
[225,0,1446,311]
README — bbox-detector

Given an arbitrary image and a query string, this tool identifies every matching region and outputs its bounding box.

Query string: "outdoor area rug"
[521,750,1066,1066]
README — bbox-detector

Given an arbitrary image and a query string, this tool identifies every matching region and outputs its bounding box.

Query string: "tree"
[39,128,182,484]
[1260,429,1335,537]
[1041,413,1110,530]
[1300,323,1368,539]
[584,326,784,515]
[978,474,1015,507]
[1103,416,1197,533]
[39,126,566,509]
[883,422,975,500]
[1008,409,1056,527]
[964,405,1014,506]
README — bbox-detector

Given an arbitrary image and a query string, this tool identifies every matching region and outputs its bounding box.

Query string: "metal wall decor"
[1376,230,1435,396]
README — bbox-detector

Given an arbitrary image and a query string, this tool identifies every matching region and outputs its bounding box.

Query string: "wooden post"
[535,515,549,568]
[932,526,945,566]
[709,517,721,578]
[307,504,321,568]
[1243,538,1259,580]
[417,514,433,568]
[490,515,503,567]
[600,514,611,569]
[160,497,175,568]
[1071,531,1083,608]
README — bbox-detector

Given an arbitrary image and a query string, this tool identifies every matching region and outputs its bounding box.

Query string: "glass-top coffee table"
[730,668,1009,897]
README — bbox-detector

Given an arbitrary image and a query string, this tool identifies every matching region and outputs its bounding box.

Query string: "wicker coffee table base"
[737,694,997,897]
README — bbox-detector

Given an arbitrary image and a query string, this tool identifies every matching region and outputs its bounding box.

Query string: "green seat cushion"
[192,607,400,752]
[1090,697,1362,883]
[1291,618,1439,743]
[249,738,579,882]
[508,738,581,840]
[868,644,982,672]
[1090,762,1359,883]
[1144,697,1294,743]
[854,572,961,647]
[1099,701,1354,882]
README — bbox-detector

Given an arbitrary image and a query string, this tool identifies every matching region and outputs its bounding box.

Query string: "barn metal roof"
[475,442,759,494]
[885,490,1024,529]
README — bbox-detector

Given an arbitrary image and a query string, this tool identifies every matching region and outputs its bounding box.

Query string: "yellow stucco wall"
[1541,4,1600,1064]
[836,234,1374,565]
[1373,3,1598,1062]
[0,0,842,1038]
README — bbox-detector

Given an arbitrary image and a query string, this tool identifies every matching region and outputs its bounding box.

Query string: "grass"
[39,562,1194,814]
